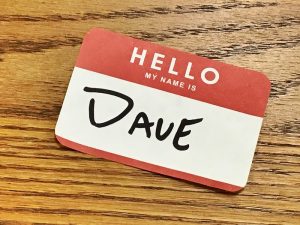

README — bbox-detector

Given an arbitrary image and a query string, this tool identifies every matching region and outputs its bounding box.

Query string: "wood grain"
[0,0,299,224]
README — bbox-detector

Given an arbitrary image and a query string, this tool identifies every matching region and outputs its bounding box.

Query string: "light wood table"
[1,1,299,224]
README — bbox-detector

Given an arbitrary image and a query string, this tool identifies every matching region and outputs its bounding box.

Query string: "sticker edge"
[55,134,244,193]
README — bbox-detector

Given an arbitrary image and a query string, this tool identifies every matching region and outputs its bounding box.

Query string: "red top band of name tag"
[76,28,270,117]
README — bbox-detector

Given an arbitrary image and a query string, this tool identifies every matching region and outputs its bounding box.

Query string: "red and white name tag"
[55,28,270,192]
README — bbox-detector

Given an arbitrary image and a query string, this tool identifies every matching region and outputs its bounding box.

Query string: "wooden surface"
[0,0,299,224]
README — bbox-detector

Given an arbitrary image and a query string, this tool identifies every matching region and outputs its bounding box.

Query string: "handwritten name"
[84,87,203,151]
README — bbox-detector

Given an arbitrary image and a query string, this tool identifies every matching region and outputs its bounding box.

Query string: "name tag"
[55,28,270,192]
